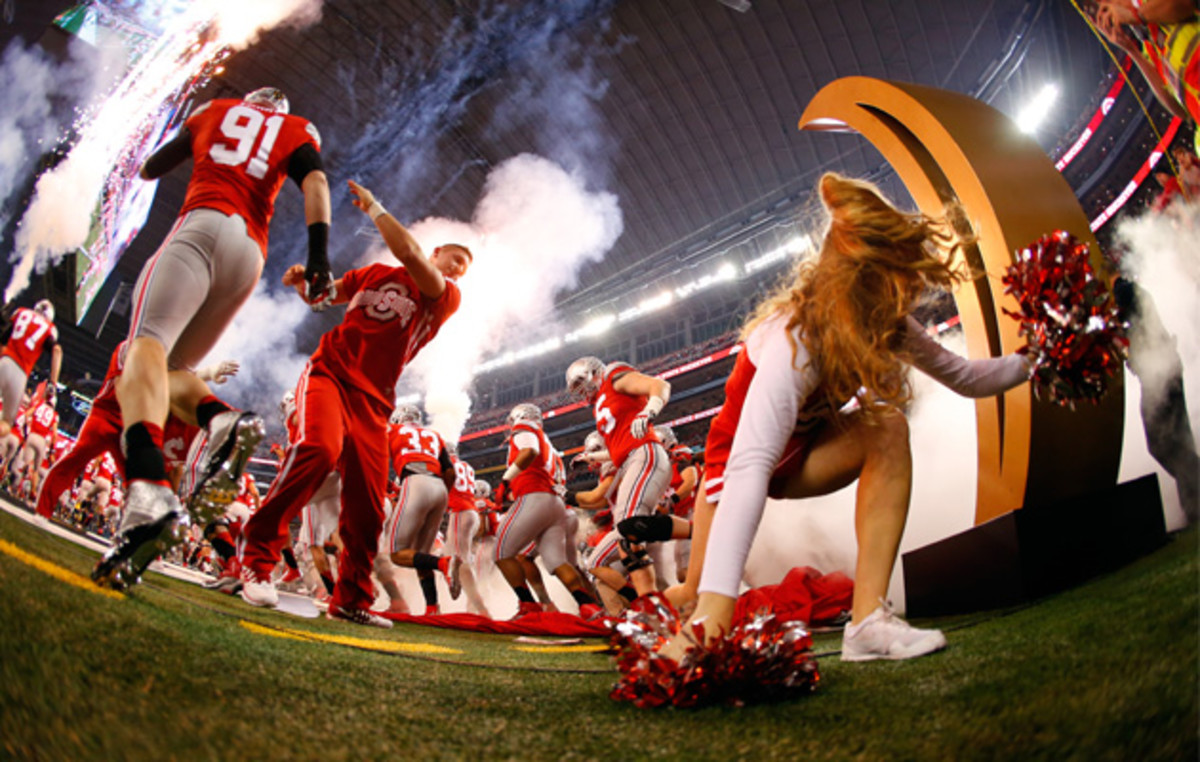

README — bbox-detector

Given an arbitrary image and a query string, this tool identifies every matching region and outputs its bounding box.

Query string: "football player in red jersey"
[493,403,603,619]
[238,181,470,628]
[375,403,455,616]
[565,355,673,597]
[80,453,120,523]
[0,300,62,443]
[102,87,331,588]
[440,444,492,616]
[568,431,641,612]
[13,392,58,499]
[37,341,206,531]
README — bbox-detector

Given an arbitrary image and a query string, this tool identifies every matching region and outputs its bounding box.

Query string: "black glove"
[305,222,333,309]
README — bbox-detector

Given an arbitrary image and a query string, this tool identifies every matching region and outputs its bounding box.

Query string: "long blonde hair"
[743,173,971,423]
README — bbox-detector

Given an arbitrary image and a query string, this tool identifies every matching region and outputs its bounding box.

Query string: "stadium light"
[744,235,810,274]
[618,291,674,323]
[1017,83,1059,134]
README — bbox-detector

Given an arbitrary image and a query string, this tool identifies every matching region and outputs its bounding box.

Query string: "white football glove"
[630,395,666,439]
[630,412,651,439]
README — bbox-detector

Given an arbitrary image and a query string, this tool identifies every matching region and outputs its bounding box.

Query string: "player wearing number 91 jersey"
[91,88,332,592]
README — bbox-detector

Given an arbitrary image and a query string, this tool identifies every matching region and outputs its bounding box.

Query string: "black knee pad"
[618,514,673,543]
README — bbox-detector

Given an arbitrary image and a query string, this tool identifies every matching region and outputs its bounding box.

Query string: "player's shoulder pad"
[305,122,322,150]
[605,361,635,382]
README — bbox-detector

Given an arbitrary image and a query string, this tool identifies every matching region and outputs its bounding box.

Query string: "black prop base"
[903,474,1168,617]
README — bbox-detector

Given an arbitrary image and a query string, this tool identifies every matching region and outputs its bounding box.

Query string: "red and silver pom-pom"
[1002,230,1128,409]
[608,593,820,709]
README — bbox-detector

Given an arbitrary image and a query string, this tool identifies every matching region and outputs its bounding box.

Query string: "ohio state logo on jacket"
[349,282,418,324]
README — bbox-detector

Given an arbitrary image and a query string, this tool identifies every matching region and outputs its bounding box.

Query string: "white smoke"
[361,153,624,440]
[209,0,323,47]
[198,153,622,446]
[1111,202,1200,528]
[0,41,110,234]
[5,0,325,302]
[198,279,313,427]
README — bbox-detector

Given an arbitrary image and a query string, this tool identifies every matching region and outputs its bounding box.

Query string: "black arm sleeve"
[141,128,193,179]
[287,143,324,187]
[0,304,13,345]
[438,447,454,476]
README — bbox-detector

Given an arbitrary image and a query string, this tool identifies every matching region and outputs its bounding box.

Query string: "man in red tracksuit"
[238,180,472,628]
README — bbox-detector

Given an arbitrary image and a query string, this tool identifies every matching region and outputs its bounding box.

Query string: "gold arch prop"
[799,77,1123,524]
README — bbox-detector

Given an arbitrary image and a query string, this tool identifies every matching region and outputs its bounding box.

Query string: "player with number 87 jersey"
[0,301,62,443]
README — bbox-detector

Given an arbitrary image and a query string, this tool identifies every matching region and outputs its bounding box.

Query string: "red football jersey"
[447,456,477,514]
[94,453,119,484]
[592,362,658,468]
[27,401,57,439]
[311,263,460,409]
[506,421,556,497]
[2,307,57,375]
[667,459,695,518]
[388,422,446,477]
[179,98,321,255]
[230,473,259,511]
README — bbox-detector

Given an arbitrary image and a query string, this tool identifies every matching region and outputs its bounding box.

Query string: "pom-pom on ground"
[609,593,820,708]
[1001,230,1127,408]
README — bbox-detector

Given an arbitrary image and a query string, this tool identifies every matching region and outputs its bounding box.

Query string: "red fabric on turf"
[374,566,850,636]
[733,566,853,627]
[378,609,611,637]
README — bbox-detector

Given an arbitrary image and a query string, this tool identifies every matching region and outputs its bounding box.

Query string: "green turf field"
[1,508,1196,761]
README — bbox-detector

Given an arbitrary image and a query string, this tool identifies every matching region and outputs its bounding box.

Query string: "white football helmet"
[583,430,605,455]
[391,403,423,426]
[656,424,678,449]
[32,299,54,322]
[565,356,605,401]
[279,390,296,422]
[474,481,492,499]
[507,402,542,428]
[244,86,289,114]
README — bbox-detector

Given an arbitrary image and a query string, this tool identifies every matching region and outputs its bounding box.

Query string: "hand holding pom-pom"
[608,593,820,709]
[1002,231,1128,409]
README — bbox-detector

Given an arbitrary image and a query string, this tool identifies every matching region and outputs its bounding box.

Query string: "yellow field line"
[240,620,462,654]
[512,644,610,653]
[0,538,124,600]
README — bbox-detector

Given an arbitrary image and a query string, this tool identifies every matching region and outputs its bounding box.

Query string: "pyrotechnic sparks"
[6,0,323,306]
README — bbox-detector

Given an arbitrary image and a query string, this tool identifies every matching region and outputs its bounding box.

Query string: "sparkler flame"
[6,0,323,305]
